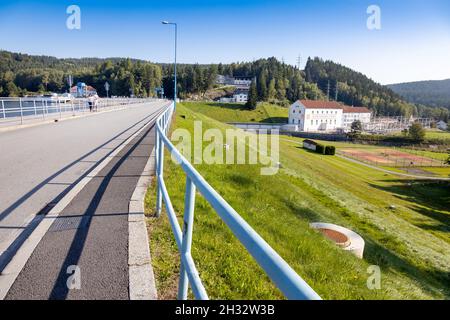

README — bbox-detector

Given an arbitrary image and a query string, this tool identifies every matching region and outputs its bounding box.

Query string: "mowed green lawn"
[182,101,288,123]
[425,129,450,141]
[392,128,450,143]
[145,103,450,300]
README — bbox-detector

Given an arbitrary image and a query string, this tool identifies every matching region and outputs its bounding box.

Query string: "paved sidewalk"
[5,114,159,299]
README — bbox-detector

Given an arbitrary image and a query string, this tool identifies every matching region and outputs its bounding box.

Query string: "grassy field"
[392,128,450,143]
[145,103,450,300]
[425,129,450,141]
[182,101,288,123]
[284,138,449,177]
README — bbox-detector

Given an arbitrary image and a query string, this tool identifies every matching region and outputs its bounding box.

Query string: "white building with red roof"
[288,100,372,132]
[289,100,344,132]
[342,106,372,130]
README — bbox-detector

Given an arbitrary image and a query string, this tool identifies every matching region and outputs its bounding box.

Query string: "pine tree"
[276,78,286,100]
[258,70,268,100]
[268,78,276,100]
[246,80,258,110]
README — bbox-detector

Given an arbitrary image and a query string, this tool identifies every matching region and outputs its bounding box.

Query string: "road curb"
[0,109,161,300]
[128,148,158,300]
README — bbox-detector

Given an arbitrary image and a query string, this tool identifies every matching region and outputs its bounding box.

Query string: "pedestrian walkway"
[5,115,158,299]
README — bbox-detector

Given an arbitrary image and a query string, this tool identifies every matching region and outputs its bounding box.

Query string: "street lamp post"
[162,20,177,111]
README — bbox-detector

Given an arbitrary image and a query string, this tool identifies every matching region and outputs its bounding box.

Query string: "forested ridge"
[0,50,448,120]
[304,57,449,120]
[388,79,450,110]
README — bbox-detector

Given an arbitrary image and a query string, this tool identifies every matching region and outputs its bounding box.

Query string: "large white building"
[288,100,371,132]
[342,106,372,130]
[289,100,344,132]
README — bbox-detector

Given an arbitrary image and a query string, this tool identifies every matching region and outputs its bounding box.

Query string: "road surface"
[0,101,167,273]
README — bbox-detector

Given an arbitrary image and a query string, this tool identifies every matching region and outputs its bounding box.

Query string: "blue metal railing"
[155,101,321,300]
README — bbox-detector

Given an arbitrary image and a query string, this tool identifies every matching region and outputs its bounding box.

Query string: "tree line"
[0,51,161,98]
[161,57,324,108]
[1,50,448,120]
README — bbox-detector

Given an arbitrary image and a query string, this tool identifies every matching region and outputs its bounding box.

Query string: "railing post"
[19,98,23,125]
[71,100,75,116]
[33,100,37,116]
[1,99,5,119]
[156,119,164,217]
[178,177,196,300]
[58,100,62,119]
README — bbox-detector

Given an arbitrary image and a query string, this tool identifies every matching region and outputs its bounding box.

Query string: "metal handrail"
[155,101,321,300]
[0,97,159,125]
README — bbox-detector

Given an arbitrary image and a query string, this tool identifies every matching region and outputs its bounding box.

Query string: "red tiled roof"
[342,106,371,113]
[298,100,343,109]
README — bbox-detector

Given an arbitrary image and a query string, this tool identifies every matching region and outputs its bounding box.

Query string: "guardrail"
[154,101,321,300]
[0,97,158,126]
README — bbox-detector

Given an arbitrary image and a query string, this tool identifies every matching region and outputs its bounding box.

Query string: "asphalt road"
[5,108,160,299]
[0,101,167,269]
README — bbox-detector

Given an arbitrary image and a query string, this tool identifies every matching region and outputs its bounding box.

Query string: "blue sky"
[0,0,449,84]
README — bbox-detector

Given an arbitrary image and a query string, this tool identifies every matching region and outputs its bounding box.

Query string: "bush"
[409,122,426,142]
[325,145,336,155]
[316,144,325,154]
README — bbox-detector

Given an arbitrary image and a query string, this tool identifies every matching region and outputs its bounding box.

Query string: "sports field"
[339,148,446,167]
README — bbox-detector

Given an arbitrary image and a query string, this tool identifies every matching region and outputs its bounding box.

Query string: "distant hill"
[388,79,450,110]
[305,57,413,116]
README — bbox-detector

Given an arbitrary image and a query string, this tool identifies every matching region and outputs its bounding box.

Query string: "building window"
[311,120,313,125]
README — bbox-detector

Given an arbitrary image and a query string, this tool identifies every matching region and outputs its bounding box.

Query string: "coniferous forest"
[0,50,448,120]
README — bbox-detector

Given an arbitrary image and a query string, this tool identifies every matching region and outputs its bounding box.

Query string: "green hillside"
[145,102,450,300]
[182,101,288,123]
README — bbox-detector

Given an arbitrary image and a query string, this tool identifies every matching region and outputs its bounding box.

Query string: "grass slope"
[182,101,288,124]
[145,103,450,300]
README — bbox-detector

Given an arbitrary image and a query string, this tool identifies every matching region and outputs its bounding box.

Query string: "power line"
[296,54,302,70]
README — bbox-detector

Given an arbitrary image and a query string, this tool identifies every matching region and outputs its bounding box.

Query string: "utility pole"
[296,54,302,70]
[104,81,110,98]
[335,82,338,101]
[162,21,178,111]
[67,75,73,93]
[327,80,330,101]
